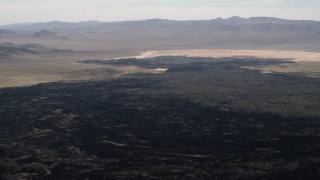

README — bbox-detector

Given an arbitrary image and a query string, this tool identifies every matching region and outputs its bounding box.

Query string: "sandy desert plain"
[1,39,320,88]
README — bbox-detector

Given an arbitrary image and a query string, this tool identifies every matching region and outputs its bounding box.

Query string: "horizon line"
[1,16,320,27]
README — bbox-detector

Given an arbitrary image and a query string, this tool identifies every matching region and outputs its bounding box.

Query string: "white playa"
[135,49,320,62]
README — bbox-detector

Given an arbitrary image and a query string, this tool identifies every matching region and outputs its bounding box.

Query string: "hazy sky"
[0,0,319,25]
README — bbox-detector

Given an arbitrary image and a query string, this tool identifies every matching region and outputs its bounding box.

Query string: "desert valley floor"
[1,47,320,179]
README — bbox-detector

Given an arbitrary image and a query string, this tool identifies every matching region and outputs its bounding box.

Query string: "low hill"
[0,44,37,57]
[32,29,66,39]
[0,29,15,36]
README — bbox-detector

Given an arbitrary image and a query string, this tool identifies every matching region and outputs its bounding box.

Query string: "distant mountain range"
[1,17,319,31]
[1,17,320,51]
[0,20,102,30]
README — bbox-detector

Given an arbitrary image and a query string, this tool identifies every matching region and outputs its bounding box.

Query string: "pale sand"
[0,50,170,88]
[2,49,319,88]
[134,49,320,62]
[133,49,320,78]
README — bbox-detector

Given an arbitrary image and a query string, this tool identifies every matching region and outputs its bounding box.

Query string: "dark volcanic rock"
[1,57,320,179]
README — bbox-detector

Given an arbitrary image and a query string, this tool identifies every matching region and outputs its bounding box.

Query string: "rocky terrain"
[1,56,319,179]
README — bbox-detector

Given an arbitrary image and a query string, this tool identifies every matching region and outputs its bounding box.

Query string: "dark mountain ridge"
[1,17,319,30]
[0,45,36,57]
[32,29,66,39]
[1,17,319,51]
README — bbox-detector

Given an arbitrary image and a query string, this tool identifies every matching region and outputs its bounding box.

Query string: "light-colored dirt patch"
[0,53,112,88]
[135,49,320,62]
[256,61,320,78]
[111,66,168,77]
[132,49,320,78]
[152,68,168,73]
